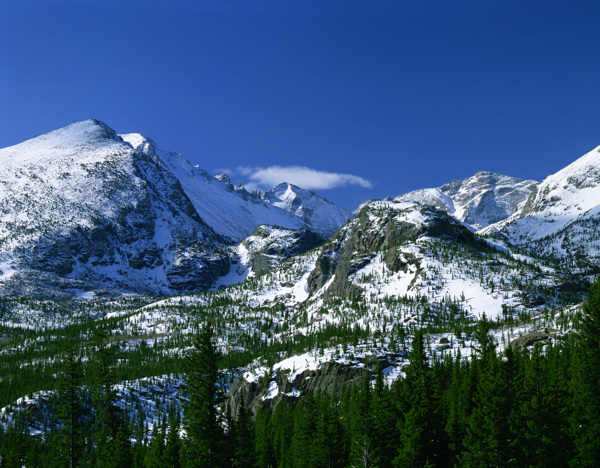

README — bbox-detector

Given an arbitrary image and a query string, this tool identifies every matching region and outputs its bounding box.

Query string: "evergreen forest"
[0,280,599,467]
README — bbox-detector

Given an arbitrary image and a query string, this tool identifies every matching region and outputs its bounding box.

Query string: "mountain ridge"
[120,132,354,242]
[0,120,354,296]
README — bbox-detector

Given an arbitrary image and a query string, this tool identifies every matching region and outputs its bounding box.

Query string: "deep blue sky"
[1,0,599,210]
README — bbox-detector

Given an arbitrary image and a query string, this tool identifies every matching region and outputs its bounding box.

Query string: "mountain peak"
[0,119,127,169]
[120,133,160,157]
[120,132,352,241]
[262,183,354,238]
[25,119,120,146]
[396,171,538,230]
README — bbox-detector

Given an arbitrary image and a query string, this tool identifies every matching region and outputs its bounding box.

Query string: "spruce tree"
[314,391,346,467]
[349,369,378,468]
[270,402,294,466]
[253,407,273,468]
[91,326,128,467]
[233,394,253,468]
[164,414,182,468]
[55,333,82,468]
[292,391,317,467]
[394,329,441,467]
[571,277,600,466]
[145,417,166,467]
[372,362,396,466]
[460,318,513,467]
[180,322,225,467]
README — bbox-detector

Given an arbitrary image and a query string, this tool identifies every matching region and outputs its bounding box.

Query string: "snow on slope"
[210,225,323,289]
[180,199,561,334]
[486,145,600,241]
[120,134,354,241]
[395,171,537,230]
[304,199,559,319]
[0,119,353,296]
[262,183,354,238]
[483,145,600,272]
[0,120,229,295]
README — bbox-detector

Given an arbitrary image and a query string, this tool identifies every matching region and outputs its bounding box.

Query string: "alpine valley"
[1,119,600,466]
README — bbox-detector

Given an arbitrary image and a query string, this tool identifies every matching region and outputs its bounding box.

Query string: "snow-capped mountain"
[120,134,354,242]
[395,171,537,230]
[0,120,353,296]
[484,145,600,274]
[0,119,232,296]
[261,182,353,238]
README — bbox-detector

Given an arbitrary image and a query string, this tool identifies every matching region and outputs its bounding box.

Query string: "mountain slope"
[120,134,354,241]
[0,120,229,296]
[262,182,354,238]
[0,120,355,296]
[395,171,537,230]
[485,145,600,274]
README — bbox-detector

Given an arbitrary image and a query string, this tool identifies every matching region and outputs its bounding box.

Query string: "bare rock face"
[0,119,358,297]
[224,351,405,419]
[262,183,354,239]
[439,172,537,229]
[225,361,372,417]
[307,202,479,301]
[510,332,554,351]
[122,134,354,243]
[484,146,600,275]
[241,225,325,276]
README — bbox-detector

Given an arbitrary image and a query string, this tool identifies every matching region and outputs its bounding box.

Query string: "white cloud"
[236,165,373,191]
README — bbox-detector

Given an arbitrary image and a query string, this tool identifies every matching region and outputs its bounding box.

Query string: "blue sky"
[1,0,599,210]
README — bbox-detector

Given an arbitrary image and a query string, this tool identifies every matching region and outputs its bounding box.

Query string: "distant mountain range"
[0,119,598,298]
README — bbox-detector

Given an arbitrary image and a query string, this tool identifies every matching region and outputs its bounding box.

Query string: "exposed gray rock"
[225,361,372,417]
[395,171,537,230]
[510,331,553,351]
[242,225,324,276]
[359,354,391,371]
[0,119,230,296]
[307,204,481,301]
[519,290,547,308]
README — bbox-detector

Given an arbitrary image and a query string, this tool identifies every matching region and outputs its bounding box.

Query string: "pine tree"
[112,425,133,467]
[270,402,294,466]
[55,333,82,468]
[349,369,378,468]
[372,362,396,466]
[180,322,225,467]
[510,345,566,467]
[164,414,182,468]
[233,394,253,468]
[145,417,166,467]
[460,320,513,467]
[314,391,346,468]
[91,326,128,467]
[394,329,442,467]
[571,277,600,466]
[253,407,273,468]
[292,391,317,467]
